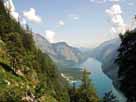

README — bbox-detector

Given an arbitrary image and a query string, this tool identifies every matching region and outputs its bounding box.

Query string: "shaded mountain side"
[33,33,89,78]
[52,42,85,63]
[33,33,56,56]
[89,38,121,80]
[33,33,122,81]
[33,33,88,65]
[0,1,69,101]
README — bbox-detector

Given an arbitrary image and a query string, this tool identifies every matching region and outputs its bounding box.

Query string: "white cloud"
[90,0,95,2]
[109,0,120,2]
[69,14,79,20]
[111,27,117,33]
[19,18,27,28]
[20,18,27,26]
[90,0,106,3]
[23,8,42,23]
[4,0,15,12]
[58,20,65,26]
[112,15,124,25]
[10,11,19,20]
[106,4,126,34]
[106,4,122,15]
[73,16,79,20]
[45,30,56,43]
[4,0,19,21]
[90,0,120,3]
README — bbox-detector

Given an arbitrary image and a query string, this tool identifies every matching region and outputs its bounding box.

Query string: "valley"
[1,0,136,101]
[33,33,121,97]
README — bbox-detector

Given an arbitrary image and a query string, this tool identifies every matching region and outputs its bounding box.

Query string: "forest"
[0,0,136,102]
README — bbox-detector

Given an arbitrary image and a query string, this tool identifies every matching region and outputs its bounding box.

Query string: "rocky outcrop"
[33,33,88,64]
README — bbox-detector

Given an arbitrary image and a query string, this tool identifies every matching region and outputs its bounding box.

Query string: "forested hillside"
[116,30,136,102]
[0,0,101,102]
[0,0,69,101]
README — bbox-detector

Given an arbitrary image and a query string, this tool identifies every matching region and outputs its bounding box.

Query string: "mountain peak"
[52,42,69,47]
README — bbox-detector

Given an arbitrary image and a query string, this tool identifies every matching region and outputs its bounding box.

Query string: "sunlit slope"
[0,0,69,101]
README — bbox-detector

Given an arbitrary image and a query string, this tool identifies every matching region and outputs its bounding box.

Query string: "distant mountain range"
[33,33,121,81]
[33,33,89,66]
[90,38,121,80]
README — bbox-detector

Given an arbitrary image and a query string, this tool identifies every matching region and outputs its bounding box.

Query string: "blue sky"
[7,0,136,48]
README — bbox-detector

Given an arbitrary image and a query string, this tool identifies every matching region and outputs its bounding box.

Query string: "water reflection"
[81,58,112,97]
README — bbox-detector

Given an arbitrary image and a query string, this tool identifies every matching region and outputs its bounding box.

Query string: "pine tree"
[77,68,99,102]
[103,91,119,102]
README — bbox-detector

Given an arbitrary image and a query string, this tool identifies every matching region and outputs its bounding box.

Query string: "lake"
[81,57,112,97]
[67,57,126,101]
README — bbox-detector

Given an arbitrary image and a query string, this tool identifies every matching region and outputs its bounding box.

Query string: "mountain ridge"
[33,33,89,65]
[33,33,121,81]
[89,38,121,80]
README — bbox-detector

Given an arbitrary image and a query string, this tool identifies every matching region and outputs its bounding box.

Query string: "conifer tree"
[116,30,136,102]
[77,68,99,102]
[103,91,119,102]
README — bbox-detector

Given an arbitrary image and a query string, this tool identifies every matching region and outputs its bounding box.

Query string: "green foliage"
[0,1,70,102]
[69,69,99,102]
[0,40,10,64]
[103,91,119,102]
[116,30,136,101]
[77,69,99,102]
[38,94,58,102]
[22,32,35,51]
[35,82,47,98]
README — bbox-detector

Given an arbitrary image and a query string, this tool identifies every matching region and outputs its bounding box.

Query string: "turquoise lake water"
[81,58,112,97]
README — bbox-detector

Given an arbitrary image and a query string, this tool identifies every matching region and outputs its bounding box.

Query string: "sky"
[4,0,136,48]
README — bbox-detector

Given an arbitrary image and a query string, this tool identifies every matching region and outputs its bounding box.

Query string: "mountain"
[0,1,69,101]
[33,33,88,65]
[90,38,121,80]
[33,34,91,80]
[33,33,56,56]
[52,42,86,63]
[33,33,122,81]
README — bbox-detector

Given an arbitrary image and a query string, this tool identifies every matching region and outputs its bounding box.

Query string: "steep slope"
[0,1,69,101]
[52,42,85,63]
[33,33,87,64]
[116,30,136,101]
[33,33,56,56]
[34,33,122,81]
[90,38,121,80]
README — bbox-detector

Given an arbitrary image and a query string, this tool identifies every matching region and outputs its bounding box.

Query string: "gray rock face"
[33,33,56,56]
[33,33,88,64]
[52,42,84,63]
[33,33,121,81]
[90,38,121,80]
